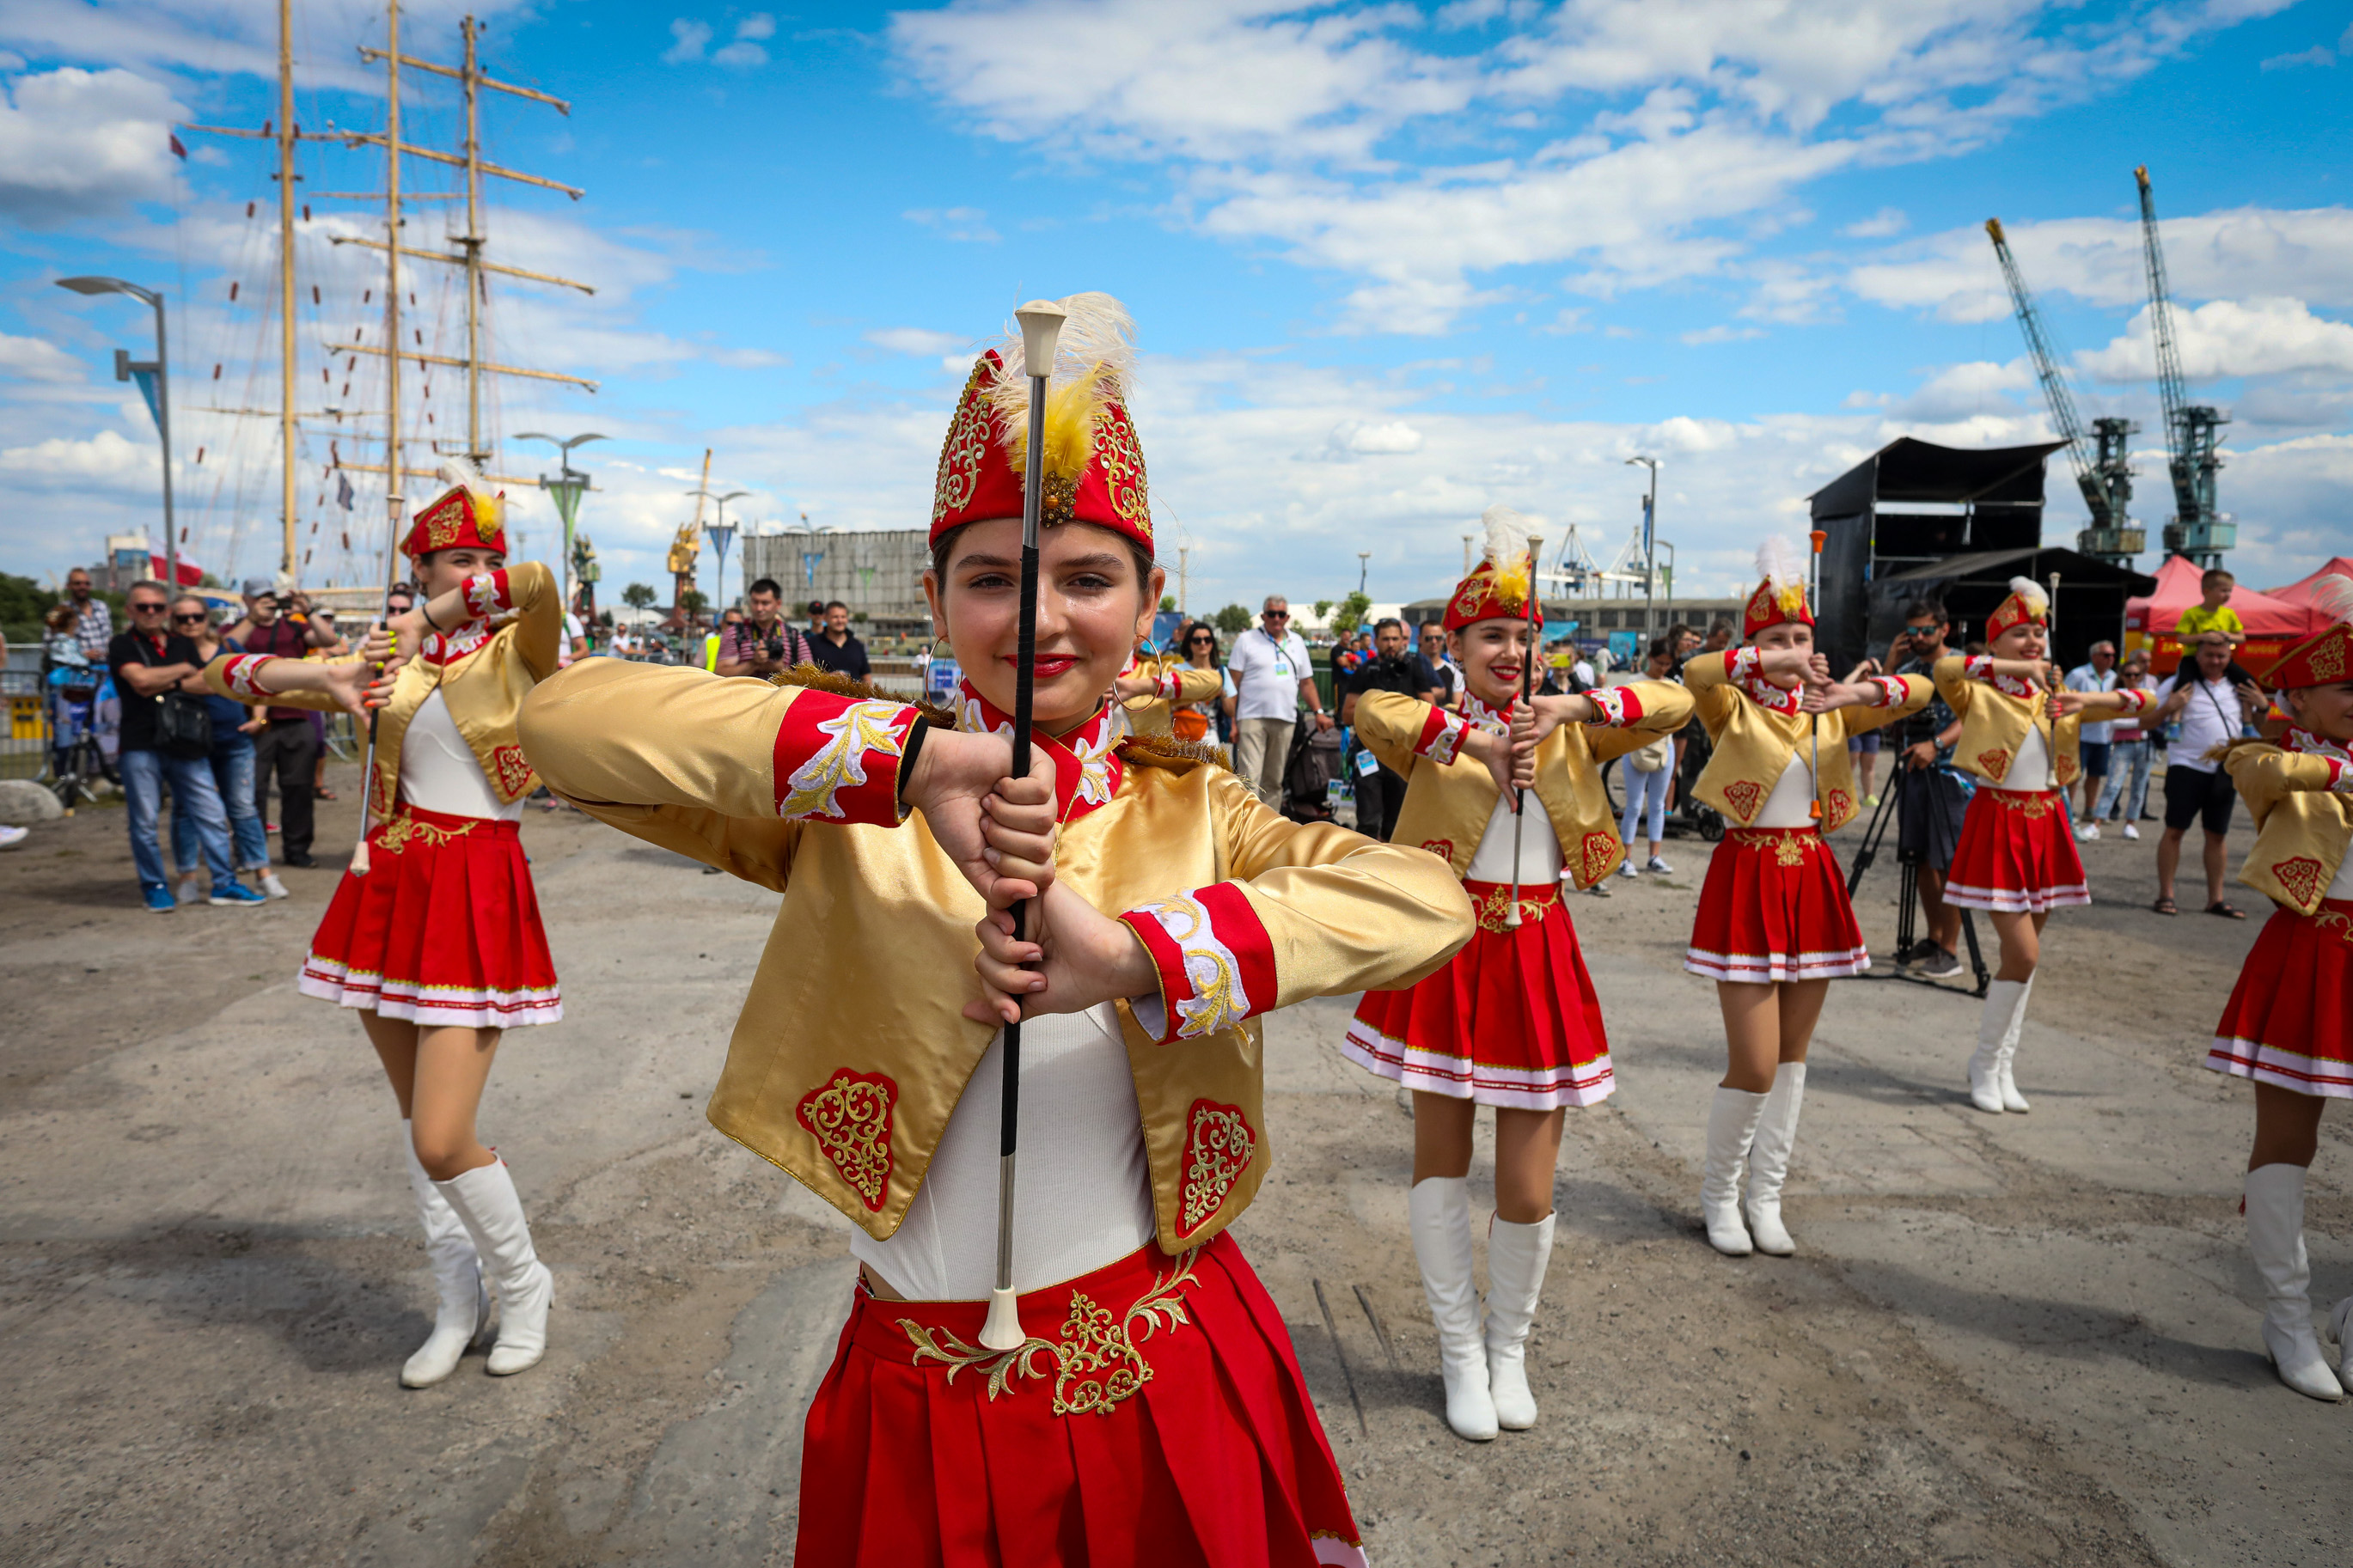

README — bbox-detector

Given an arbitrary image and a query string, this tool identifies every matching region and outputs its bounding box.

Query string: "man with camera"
[1889,598,1969,975]
[713,577,814,679]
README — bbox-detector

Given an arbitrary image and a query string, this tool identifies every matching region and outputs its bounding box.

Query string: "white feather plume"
[982,291,1137,429]
[2309,577,2353,625]
[1481,504,1532,570]
[437,455,494,505]
[2006,574,2049,617]
[1755,534,1805,595]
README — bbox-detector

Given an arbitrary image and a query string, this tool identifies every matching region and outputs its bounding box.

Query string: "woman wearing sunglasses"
[166,596,283,904]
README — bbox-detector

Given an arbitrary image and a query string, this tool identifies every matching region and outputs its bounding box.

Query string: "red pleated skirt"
[795,1234,1368,1568]
[1943,788,2088,913]
[297,802,562,1028]
[2207,898,2353,1100]
[1684,828,1869,984]
[1342,878,1611,1108]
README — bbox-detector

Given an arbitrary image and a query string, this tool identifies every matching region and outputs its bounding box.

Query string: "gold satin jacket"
[1931,653,2151,793]
[516,660,1471,1255]
[203,561,561,813]
[1116,650,1225,739]
[1686,650,1929,833]
[2226,732,2353,914]
[1352,680,1693,888]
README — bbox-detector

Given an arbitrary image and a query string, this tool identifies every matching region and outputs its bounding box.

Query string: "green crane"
[1984,217,2142,564]
[2135,164,2234,567]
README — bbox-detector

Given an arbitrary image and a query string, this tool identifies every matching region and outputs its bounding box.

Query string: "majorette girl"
[1340,505,1690,1443]
[1680,536,1931,1259]
[2201,595,2353,1401]
[519,295,1470,1567]
[1934,577,2150,1114]
[199,460,564,1388]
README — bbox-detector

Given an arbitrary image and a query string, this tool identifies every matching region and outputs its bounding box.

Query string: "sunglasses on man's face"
[131,601,168,614]
[1263,610,1289,619]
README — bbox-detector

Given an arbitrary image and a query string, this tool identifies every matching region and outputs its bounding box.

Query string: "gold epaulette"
[767,663,957,729]
[1118,732,1230,774]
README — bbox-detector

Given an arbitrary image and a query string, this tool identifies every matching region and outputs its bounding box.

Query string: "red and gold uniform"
[1681,640,1926,984]
[520,296,1470,1567]
[1344,675,1690,1108]
[2198,619,2353,1401]
[1116,644,1225,741]
[205,474,563,1028]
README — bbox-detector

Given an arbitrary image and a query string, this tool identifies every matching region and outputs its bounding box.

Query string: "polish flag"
[149,550,207,588]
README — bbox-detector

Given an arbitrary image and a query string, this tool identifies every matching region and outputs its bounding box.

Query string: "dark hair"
[929,522,1154,604]
[1181,620,1219,663]
[1647,636,1672,662]
[2201,569,2234,591]
[1373,617,1406,637]
[747,577,782,599]
[823,600,848,614]
[1902,596,1948,626]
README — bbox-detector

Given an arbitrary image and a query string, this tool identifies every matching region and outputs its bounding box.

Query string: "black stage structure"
[1806,436,2154,672]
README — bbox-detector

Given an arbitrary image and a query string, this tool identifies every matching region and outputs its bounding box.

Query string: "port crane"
[2135,165,2234,566]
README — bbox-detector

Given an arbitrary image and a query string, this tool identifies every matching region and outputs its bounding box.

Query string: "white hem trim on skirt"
[1340,1019,1613,1109]
[298,957,564,1028]
[1941,878,2089,913]
[1683,943,1870,983]
[2205,1038,2353,1100]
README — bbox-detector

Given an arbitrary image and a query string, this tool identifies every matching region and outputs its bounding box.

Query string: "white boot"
[2244,1162,2342,1401]
[2331,1295,2353,1396]
[437,1155,553,1376]
[1969,980,2026,1114]
[400,1131,489,1388]
[1702,1088,1769,1256]
[1744,1065,1806,1257]
[1408,1176,1495,1441]
[1483,1213,1554,1431]
[1995,974,2035,1112]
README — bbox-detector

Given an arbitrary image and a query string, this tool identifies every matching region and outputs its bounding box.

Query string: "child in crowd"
[2177,570,2247,648]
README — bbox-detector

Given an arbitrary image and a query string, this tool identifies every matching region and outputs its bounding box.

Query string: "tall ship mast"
[182,2,596,590]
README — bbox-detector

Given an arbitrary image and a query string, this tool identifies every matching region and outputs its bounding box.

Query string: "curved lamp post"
[58,276,175,589]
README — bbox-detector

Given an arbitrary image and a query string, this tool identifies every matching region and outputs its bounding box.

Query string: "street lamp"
[1625,455,1659,643]
[1357,551,1371,597]
[516,431,605,620]
[58,276,175,590]
[687,486,749,619]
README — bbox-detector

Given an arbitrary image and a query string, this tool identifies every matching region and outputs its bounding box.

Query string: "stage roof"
[1809,436,2068,518]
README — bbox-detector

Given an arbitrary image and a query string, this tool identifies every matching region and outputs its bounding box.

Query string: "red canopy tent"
[2266,558,2353,613]
[2124,554,2321,675]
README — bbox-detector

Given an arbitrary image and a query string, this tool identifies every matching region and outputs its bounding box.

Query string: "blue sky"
[3,0,2350,613]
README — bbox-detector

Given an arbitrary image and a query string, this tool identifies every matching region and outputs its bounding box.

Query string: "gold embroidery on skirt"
[1728,829,1813,868]
[376,812,478,854]
[897,1250,1201,1416]
[1472,882,1560,934]
[1987,790,2056,820]
[2312,907,2353,947]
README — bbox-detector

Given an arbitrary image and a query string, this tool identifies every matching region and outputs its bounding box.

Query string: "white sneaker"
[1646,856,1673,876]
[2076,822,2100,842]
[259,871,290,900]
[1617,859,1639,879]
[2122,822,2140,841]
[0,825,27,850]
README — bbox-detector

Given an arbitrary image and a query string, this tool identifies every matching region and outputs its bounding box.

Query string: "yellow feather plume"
[1005,360,1115,485]
[1481,504,1534,607]
[980,292,1136,493]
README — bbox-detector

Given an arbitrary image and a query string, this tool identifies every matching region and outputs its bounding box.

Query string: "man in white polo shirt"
[1225,595,1330,804]
[2149,631,2264,918]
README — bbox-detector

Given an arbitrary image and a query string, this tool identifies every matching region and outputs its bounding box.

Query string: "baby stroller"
[1280,721,1344,825]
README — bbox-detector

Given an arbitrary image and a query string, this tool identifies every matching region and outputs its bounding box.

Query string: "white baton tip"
[979,1286,1024,1351]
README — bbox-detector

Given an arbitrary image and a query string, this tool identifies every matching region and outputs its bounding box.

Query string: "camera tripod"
[1845,769,1990,998]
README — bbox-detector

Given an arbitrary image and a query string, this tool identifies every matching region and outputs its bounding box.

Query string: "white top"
[1992,722,2052,792]
[849,1004,1153,1301]
[1226,627,1313,722]
[1753,751,1818,828]
[1464,790,1564,884]
[2332,857,2353,901]
[2065,664,2118,744]
[399,687,523,821]
[2154,672,2242,774]
[559,613,584,669]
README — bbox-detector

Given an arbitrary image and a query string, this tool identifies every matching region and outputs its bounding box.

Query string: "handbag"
[1628,734,1672,773]
[133,634,213,760]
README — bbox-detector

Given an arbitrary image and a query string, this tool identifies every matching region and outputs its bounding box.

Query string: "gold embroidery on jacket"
[897,1250,1200,1415]
[1182,1101,1255,1235]
[376,812,477,854]
[1729,828,1814,868]
[2276,857,2325,908]
[780,701,908,820]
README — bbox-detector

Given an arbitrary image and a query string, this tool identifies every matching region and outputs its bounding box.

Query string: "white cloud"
[0,428,156,484]
[1845,205,2353,322]
[737,13,777,41]
[1332,419,1425,455]
[663,19,712,64]
[713,40,770,69]
[0,1,536,93]
[1681,324,1764,345]
[2078,297,2353,382]
[2259,45,2333,70]
[0,67,185,222]
[902,205,1000,243]
[1842,206,1907,238]
[0,332,86,382]
[865,326,969,357]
